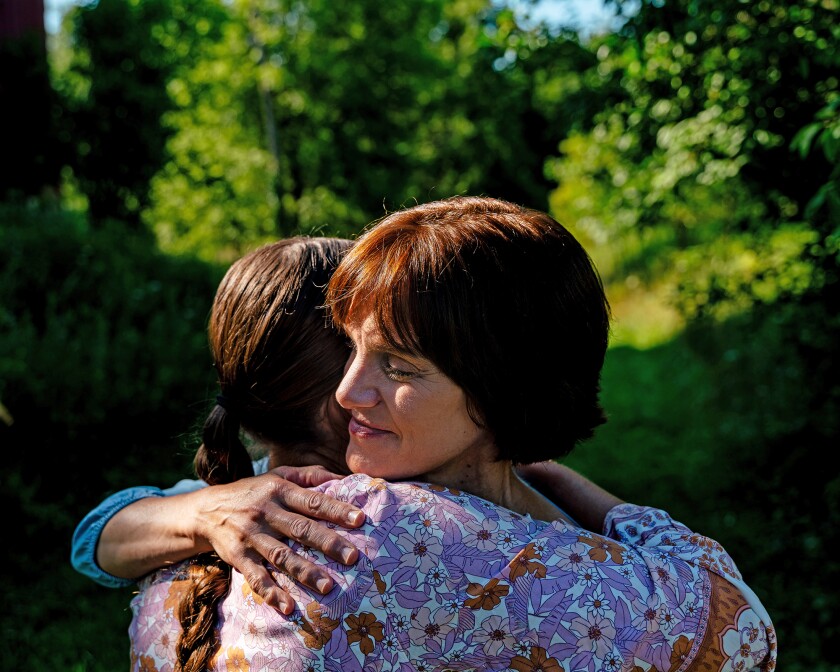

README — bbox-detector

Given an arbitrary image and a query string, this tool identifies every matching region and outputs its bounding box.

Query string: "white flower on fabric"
[425,564,449,588]
[621,549,643,565]
[512,640,532,657]
[443,598,461,614]
[417,511,439,530]
[473,615,516,656]
[381,633,400,653]
[397,528,444,573]
[412,488,435,506]
[684,598,701,620]
[617,564,636,580]
[463,518,500,551]
[569,612,617,658]
[578,564,602,588]
[408,607,455,647]
[584,587,611,618]
[391,613,411,632]
[659,606,678,632]
[498,529,522,551]
[601,647,624,672]
[442,645,468,666]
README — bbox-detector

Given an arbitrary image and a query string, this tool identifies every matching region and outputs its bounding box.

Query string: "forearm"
[96,490,214,580]
[517,461,623,533]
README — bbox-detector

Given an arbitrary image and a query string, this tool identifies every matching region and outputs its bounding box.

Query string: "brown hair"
[326,196,610,465]
[175,236,352,672]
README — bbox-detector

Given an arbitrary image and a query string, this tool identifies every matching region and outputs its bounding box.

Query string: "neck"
[418,450,564,523]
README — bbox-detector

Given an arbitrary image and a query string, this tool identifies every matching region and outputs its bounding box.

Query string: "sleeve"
[70,486,167,588]
[604,503,743,581]
[71,460,263,588]
[603,503,777,671]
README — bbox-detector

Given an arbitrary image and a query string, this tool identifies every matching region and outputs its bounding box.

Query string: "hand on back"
[192,466,363,614]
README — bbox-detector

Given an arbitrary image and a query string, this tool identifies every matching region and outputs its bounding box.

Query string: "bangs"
[327,222,432,358]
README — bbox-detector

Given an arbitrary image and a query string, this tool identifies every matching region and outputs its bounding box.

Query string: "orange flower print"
[579,535,624,564]
[136,654,157,672]
[509,645,564,672]
[428,483,462,495]
[373,569,387,595]
[366,478,388,493]
[163,578,192,612]
[222,646,250,672]
[299,601,339,650]
[668,635,693,671]
[464,578,510,610]
[508,543,547,582]
[345,612,385,655]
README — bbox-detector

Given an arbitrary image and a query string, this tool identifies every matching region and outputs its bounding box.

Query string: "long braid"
[174,554,231,672]
[174,409,244,672]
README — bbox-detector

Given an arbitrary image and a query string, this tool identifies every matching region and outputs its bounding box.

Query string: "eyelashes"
[383,360,416,382]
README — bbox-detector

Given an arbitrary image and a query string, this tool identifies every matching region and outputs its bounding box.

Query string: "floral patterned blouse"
[129,474,776,672]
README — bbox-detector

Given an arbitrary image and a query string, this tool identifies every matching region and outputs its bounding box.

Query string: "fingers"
[268,507,360,566]
[237,555,297,615]
[238,543,338,613]
[202,471,367,606]
[268,474,365,529]
[272,465,346,488]
[244,535,338,602]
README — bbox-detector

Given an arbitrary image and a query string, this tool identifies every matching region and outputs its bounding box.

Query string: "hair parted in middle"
[326,195,611,464]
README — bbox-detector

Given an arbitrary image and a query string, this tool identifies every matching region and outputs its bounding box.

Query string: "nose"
[335,348,380,410]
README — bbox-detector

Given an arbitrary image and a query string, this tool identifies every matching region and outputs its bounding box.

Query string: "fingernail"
[316,577,332,594]
[341,547,357,564]
[347,510,365,525]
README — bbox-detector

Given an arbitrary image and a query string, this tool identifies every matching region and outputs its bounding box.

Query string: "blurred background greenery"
[1,0,838,669]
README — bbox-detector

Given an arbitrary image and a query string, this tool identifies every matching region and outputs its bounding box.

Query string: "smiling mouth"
[349,417,391,438]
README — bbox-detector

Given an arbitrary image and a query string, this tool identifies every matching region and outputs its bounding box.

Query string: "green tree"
[142,0,608,260]
[53,0,229,227]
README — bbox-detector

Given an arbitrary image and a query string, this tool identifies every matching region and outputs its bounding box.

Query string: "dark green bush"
[0,205,229,670]
[0,205,222,429]
[0,204,225,515]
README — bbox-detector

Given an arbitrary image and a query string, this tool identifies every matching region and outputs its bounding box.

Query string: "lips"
[349,416,392,438]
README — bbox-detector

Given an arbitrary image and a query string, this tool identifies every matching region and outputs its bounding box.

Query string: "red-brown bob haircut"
[326,196,611,464]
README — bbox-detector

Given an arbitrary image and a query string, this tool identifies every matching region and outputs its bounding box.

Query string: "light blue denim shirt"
[70,457,269,587]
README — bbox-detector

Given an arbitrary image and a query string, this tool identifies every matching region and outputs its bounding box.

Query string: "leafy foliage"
[52,0,230,227]
[548,0,839,318]
[52,0,610,261]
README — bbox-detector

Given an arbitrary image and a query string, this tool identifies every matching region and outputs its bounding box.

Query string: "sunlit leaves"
[548,0,839,319]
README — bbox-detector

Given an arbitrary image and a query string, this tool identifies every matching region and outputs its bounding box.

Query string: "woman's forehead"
[345,305,421,356]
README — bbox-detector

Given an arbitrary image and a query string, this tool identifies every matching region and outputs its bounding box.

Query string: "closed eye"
[383,357,416,381]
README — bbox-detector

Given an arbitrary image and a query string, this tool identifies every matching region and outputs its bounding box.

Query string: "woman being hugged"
[131,197,776,672]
